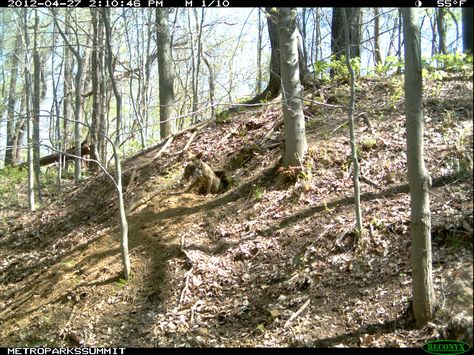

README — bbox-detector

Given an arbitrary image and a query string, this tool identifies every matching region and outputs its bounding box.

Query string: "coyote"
[183,153,225,195]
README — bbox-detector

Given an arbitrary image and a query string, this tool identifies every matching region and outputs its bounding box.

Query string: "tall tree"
[342,8,363,237]
[13,94,27,164]
[429,10,438,56]
[402,8,436,326]
[436,8,448,55]
[156,8,174,139]
[397,9,403,75]
[53,10,90,182]
[373,8,382,66]
[90,9,104,172]
[256,7,263,96]
[462,7,473,54]
[278,8,306,167]
[102,8,131,280]
[4,33,22,167]
[23,9,35,211]
[246,7,281,104]
[247,8,317,105]
[62,12,72,169]
[331,8,361,65]
[32,11,42,203]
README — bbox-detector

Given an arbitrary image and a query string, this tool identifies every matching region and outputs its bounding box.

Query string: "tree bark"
[156,8,174,138]
[245,7,281,105]
[402,8,435,327]
[374,8,382,66]
[90,9,103,172]
[436,8,448,55]
[13,94,27,164]
[331,8,361,77]
[342,8,363,236]
[331,8,361,59]
[23,9,35,212]
[62,12,72,167]
[33,12,42,203]
[397,9,403,75]
[4,33,22,167]
[462,7,473,54]
[103,8,131,280]
[279,8,306,167]
[53,10,89,182]
[256,8,263,95]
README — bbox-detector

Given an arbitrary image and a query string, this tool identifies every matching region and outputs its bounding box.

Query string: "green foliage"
[216,110,231,123]
[388,77,404,108]
[314,56,361,81]
[424,53,473,73]
[26,339,58,347]
[452,126,474,177]
[255,323,266,333]
[252,185,264,200]
[124,139,143,157]
[314,60,330,79]
[0,167,27,209]
[373,55,404,76]
[116,277,128,287]
[298,160,313,181]
[359,138,377,151]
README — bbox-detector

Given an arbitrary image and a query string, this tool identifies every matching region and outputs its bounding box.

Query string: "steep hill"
[0,73,472,347]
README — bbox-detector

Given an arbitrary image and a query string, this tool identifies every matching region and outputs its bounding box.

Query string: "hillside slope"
[0,74,472,347]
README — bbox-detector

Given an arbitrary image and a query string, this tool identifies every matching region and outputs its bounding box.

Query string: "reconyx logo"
[423,340,471,355]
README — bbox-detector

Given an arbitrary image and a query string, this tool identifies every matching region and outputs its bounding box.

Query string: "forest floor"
[0,73,473,348]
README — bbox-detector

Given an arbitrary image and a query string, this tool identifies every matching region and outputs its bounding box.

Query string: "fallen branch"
[126,119,212,163]
[284,299,311,328]
[360,175,382,190]
[260,118,284,147]
[153,136,174,160]
[179,233,194,305]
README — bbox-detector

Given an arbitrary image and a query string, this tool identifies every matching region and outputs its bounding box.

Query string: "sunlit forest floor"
[0,72,472,347]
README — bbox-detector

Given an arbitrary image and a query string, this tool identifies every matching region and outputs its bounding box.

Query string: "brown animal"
[183,153,224,195]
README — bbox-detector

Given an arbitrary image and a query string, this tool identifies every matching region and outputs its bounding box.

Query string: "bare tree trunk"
[446,9,459,52]
[156,8,174,138]
[4,33,22,167]
[429,12,438,57]
[436,8,448,55]
[103,8,131,280]
[331,8,361,78]
[201,47,215,119]
[13,94,27,164]
[53,10,90,182]
[246,7,281,105]
[279,8,306,167]
[33,11,42,203]
[90,9,103,172]
[402,8,435,327]
[50,19,63,192]
[332,8,361,59]
[99,44,107,165]
[342,8,363,238]
[256,8,263,95]
[373,8,382,66]
[462,7,473,54]
[397,9,403,75]
[194,9,204,122]
[62,12,72,174]
[124,11,146,149]
[23,9,35,211]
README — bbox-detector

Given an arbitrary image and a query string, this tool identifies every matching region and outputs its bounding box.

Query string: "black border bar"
[2,0,473,8]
